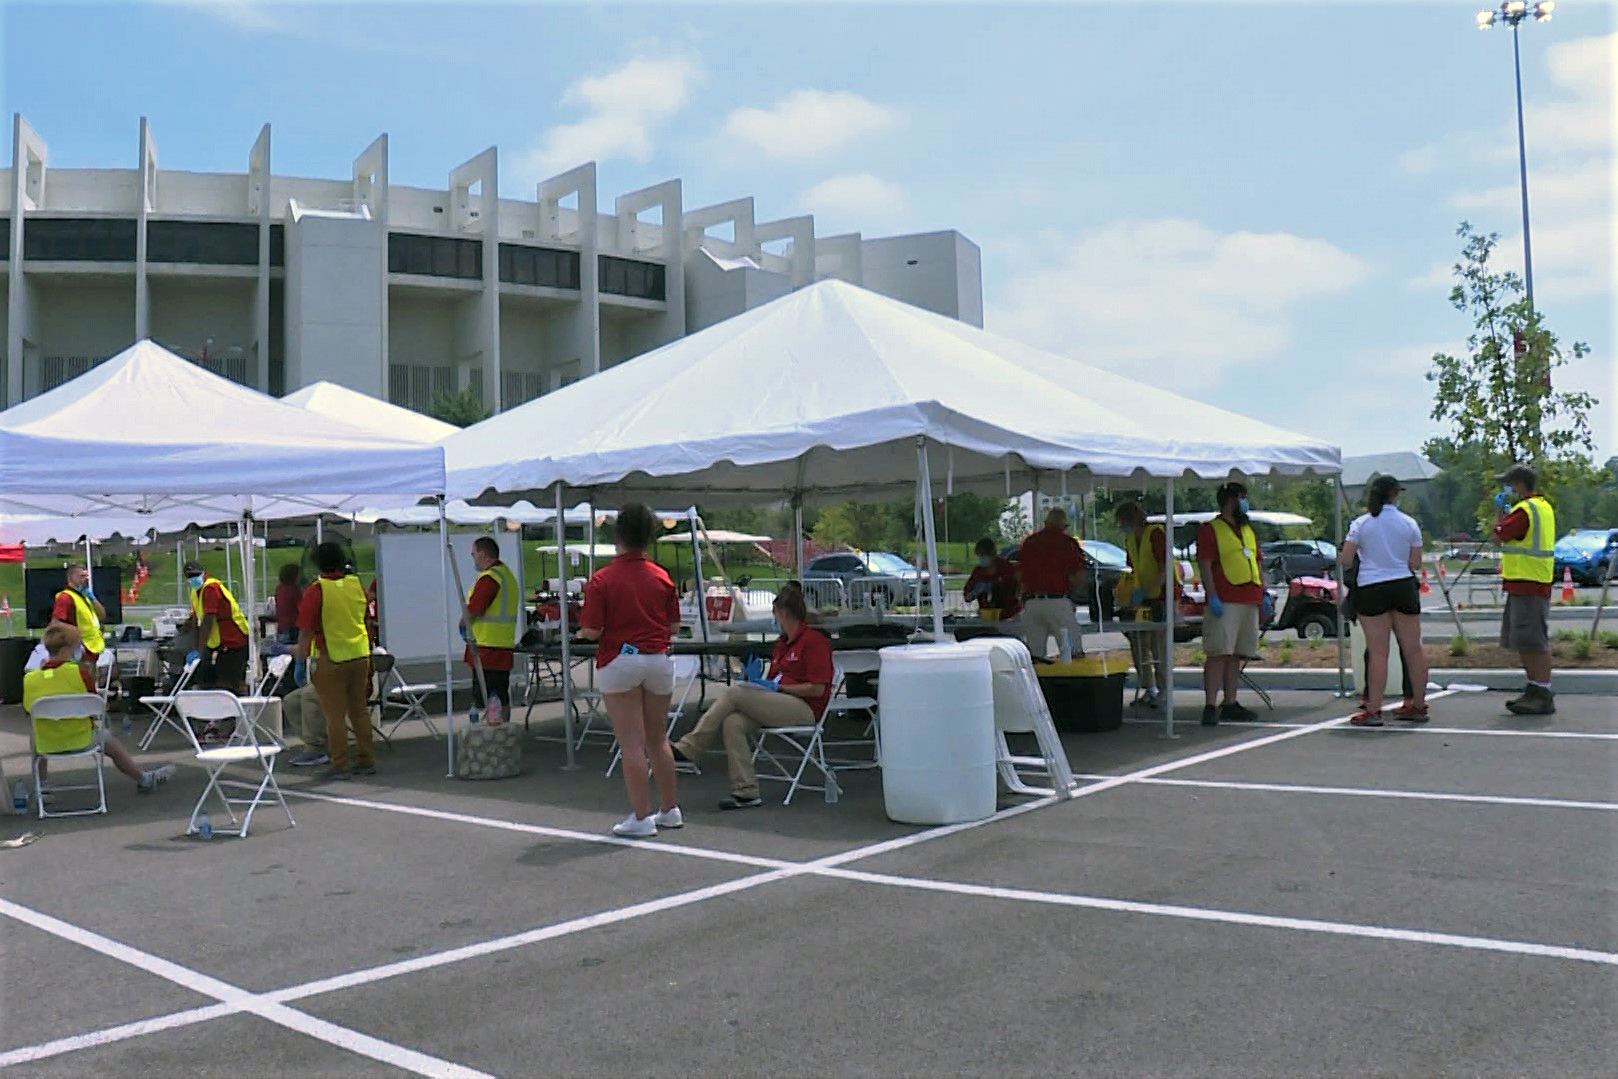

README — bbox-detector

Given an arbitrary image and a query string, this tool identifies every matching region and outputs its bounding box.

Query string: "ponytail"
[1366,475,1401,518]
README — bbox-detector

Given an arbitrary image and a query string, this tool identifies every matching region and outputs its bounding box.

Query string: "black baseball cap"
[1495,463,1536,488]
[183,560,203,575]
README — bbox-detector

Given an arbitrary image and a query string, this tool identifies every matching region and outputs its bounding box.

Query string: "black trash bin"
[1034,650,1131,733]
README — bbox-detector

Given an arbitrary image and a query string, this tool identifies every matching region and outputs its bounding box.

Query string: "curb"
[1168,666,1617,696]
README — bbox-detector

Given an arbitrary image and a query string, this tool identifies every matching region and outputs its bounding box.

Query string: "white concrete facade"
[1,116,983,412]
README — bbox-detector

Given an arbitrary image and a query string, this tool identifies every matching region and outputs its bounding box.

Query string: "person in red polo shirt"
[1016,507,1088,660]
[962,537,1021,621]
[577,503,684,838]
[1195,482,1264,726]
[671,583,834,811]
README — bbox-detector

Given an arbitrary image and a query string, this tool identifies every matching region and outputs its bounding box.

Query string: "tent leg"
[792,497,804,582]
[240,513,258,694]
[1164,477,1177,740]
[557,487,576,771]
[439,500,456,778]
[915,440,947,641]
[1335,479,1348,699]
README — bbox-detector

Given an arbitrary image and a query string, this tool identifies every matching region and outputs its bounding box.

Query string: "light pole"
[1475,0,1554,314]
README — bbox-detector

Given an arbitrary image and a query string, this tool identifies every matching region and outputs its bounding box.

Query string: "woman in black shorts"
[1339,476,1430,726]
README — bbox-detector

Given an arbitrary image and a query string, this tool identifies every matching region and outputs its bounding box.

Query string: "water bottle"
[468,707,481,725]
[196,814,213,840]
[485,698,504,726]
[12,781,27,815]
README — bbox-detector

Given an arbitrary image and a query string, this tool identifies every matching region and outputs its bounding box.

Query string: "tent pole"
[1164,477,1177,739]
[176,541,184,605]
[240,513,258,695]
[689,507,708,644]
[439,499,456,777]
[915,440,947,641]
[557,486,576,771]
[792,496,804,582]
[1334,478,1347,698]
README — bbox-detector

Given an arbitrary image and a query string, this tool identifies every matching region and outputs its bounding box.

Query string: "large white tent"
[440,280,1343,740]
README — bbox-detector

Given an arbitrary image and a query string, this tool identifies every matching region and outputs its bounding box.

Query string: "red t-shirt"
[963,557,1022,618]
[769,626,836,719]
[579,553,680,669]
[1016,528,1087,596]
[201,581,249,649]
[1493,506,1554,598]
[1196,521,1265,605]
[42,658,96,692]
[273,582,302,632]
[49,593,102,662]
[463,567,514,672]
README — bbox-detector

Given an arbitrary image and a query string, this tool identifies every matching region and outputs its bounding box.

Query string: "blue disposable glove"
[1493,491,1511,511]
[1130,588,1145,607]
[973,582,992,600]
[185,650,202,665]
[82,585,97,603]
[293,659,308,687]
[749,677,780,693]
[743,656,766,683]
[1207,594,1225,619]
[458,624,468,642]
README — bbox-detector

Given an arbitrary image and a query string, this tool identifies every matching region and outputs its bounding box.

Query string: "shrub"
[1600,631,1618,651]
[1189,648,1206,666]
[1553,628,1581,643]
[1449,634,1470,658]
[1279,640,1294,665]
[1571,638,1594,660]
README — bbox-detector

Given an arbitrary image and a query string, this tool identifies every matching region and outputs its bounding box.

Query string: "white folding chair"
[606,655,704,777]
[253,653,293,698]
[27,693,109,819]
[137,655,201,750]
[232,654,293,748]
[94,650,117,699]
[751,669,845,805]
[371,649,443,739]
[173,690,294,839]
[821,651,882,771]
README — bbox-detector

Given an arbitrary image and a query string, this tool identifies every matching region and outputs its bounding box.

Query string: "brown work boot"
[1506,685,1555,716]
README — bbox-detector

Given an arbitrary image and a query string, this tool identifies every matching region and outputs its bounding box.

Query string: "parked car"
[1261,539,1337,581]
[1554,529,1618,586]
[1001,538,1130,624]
[802,550,933,608]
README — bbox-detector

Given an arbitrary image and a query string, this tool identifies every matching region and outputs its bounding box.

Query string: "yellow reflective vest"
[469,562,519,650]
[313,575,371,663]
[58,589,105,655]
[1501,496,1556,585]
[1125,524,1168,600]
[24,663,95,754]
[189,577,251,650]
[1209,518,1262,587]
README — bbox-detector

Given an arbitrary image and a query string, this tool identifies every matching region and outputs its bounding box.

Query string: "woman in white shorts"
[576,504,683,838]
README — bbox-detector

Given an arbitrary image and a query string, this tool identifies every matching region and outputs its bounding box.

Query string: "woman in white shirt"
[1339,475,1430,726]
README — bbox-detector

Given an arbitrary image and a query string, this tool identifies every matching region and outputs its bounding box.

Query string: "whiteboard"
[375,532,526,665]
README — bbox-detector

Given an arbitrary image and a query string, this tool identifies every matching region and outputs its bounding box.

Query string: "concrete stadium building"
[2,115,983,413]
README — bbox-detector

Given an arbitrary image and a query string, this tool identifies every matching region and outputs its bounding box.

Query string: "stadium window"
[598,255,665,301]
[23,217,138,262]
[146,220,259,265]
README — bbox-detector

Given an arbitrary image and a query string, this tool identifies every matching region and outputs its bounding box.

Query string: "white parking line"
[816,867,1618,968]
[1070,774,1618,812]
[0,1005,237,1069]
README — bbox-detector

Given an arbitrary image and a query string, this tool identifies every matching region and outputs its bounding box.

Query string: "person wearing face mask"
[50,563,107,668]
[182,559,252,694]
[1114,501,1176,708]
[24,621,176,796]
[1195,482,1264,726]
[961,537,1021,621]
[1491,463,1557,716]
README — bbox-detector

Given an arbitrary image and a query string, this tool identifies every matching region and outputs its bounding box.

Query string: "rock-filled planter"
[454,722,523,780]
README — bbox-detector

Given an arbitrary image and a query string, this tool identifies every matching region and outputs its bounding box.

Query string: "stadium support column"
[450,147,499,411]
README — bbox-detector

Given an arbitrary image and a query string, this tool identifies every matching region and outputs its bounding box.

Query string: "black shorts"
[208,645,251,692]
[1354,577,1420,618]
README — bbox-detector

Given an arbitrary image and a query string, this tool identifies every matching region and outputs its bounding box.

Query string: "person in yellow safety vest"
[1115,501,1177,709]
[460,536,519,720]
[1195,482,1265,727]
[24,621,176,797]
[182,559,253,695]
[293,541,376,779]
[1491,463,1558,716]
[50,563,107,667]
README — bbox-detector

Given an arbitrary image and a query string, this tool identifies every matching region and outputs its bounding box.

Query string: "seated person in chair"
[670,585,834,810]
[24,622,175,794]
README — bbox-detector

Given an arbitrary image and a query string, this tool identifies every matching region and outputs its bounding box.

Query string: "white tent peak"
[282,380,458,443]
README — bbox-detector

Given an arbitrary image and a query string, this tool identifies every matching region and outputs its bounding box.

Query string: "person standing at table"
[1339,475,1429,727]
[1492,463,1558,716]
[51,563,106,668]
[183,559,252,694]
[460,536,518,721]
[1195,482,1264,726]
[1016,507,1088,660]
[294,541,374,779]
[962,537,1021,621]
[576,504,683,838]
[1115,501,1175,709]
[273,563,303,645]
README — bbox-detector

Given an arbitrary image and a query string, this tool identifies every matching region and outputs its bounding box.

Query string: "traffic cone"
[1560,567,1575,603]
[1420,568,1432,596]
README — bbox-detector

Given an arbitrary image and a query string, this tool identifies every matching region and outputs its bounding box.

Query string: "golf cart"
[1270,575,1342,640]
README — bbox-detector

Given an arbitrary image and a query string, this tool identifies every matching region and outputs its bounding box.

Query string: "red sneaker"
[1349,709,1384,727]
[1392,701,1430,722]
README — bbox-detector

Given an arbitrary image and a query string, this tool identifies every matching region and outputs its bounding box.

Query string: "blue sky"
[4,0,1613,462]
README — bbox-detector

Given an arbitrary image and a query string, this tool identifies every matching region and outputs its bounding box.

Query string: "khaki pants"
[313,657,373,771]
[673,686,814,799]
[1021,597,1084,660]
[282,685,326,749]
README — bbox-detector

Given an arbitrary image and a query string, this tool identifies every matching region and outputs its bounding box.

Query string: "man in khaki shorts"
[1195,482,1265,726]
[1491,463,1557,716]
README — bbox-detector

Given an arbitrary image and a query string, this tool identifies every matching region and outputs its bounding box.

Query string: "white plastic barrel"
[1349,620,1405,701]
[878,643,996,824]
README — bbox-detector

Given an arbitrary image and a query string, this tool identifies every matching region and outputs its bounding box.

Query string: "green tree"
[940,493,1013,547]
[811,501,904,551]
[1426,222,1598,511]
[429,387,490,428]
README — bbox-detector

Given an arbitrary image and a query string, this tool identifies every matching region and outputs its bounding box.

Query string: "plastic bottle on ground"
[197,814,213,840]
[12,781,27,815]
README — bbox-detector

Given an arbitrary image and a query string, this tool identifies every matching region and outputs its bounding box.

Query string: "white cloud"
[801,174,906,219]
[170,0,282,32]
[985,219,1369,392]
[1297,342,1465,459]
[518,55,702,180]
[723,90,899,160]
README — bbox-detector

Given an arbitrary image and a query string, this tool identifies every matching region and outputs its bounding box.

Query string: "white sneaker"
[138,764,177,793]
[653,806,684,830]
[611,813,657,838]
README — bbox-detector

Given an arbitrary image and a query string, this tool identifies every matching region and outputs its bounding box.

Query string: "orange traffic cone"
[1560,567,1575,603]
[1420,568,1432,596]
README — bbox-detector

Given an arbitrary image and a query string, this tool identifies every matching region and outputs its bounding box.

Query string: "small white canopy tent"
[281,380,458,444]
[0,340,451,762]
[441,280,1341,740]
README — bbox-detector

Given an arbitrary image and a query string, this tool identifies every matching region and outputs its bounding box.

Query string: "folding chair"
[233,654,293,747]
[606,655,704,777]
[137,656,201,750]
[1238,656,1275,712]
[94,650,117,699]
[369,650,442,740]
[821,651,881,771]
[27,693,109,819]
[173,690,294,839]
[750,669,845,805]
[252,653,293,698]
